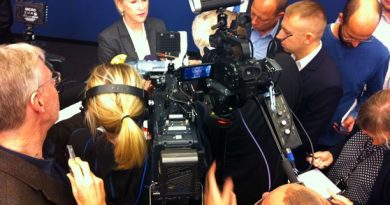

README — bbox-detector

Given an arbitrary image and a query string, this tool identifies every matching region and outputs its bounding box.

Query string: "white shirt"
[373,14,390,89]
[292,41,322,71]
[123,19,151,60]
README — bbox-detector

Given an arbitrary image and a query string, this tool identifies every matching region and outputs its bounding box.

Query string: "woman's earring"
[121,11,124,16]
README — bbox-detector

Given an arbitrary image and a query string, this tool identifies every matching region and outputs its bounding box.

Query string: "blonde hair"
[0,43,44,131]
[357,90,390,147]
[284,0,327,38]
[192,10,237,56]
[85,63,146,170]
[113,0,149,16]
[113,0,122,15]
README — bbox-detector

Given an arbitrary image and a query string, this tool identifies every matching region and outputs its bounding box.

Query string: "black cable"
[277,88,315,173]
[254,95,299,183]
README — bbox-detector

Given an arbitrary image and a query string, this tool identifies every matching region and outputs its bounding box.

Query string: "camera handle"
[211,8,228,31]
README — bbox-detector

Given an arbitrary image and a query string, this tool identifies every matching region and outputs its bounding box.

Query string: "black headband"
[81,84,149,114]
[84,84,148,101]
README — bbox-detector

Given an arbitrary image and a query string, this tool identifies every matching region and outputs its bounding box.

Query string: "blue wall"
[11,0,346,52]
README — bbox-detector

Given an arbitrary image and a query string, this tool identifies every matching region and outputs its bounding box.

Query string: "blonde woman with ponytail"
[85,63,146,170]
[73,63,148,205]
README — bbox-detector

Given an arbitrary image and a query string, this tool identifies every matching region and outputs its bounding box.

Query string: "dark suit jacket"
[0,149,76,205]
[97,17,166,63]
[295,47,342,152]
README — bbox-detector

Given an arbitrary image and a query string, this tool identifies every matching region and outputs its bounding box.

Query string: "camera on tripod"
[187,0,303,183]
[127,0,303,202]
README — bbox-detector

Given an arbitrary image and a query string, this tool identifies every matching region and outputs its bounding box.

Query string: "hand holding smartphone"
[66,145,107,205]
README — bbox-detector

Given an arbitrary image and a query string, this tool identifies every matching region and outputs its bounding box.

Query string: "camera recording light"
[188,0,244,13]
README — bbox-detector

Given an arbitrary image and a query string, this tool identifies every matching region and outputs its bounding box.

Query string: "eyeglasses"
[277,27,294,42]
[38,71,63,93]
[339,25,373,43]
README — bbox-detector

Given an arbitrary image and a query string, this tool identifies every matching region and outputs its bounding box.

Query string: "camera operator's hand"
[188,59,202,65]
[142,79,154,94]
[205,161,237,205]
[67,157,106,205]
[306,151,334,169]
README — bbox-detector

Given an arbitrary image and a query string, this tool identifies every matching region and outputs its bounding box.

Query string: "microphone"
[127,60,168,75]
[189,0,244,13]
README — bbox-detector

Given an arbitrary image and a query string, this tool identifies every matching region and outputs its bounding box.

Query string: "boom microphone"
[189,0,244,13]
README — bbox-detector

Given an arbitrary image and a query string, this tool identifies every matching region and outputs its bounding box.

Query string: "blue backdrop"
[11,0,347,52]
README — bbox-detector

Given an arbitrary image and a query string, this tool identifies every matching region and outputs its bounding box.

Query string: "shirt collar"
[382,12,390,23]
[293,41,322,71]
[122,18,146,38]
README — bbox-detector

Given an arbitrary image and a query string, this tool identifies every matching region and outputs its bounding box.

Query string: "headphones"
[266,19,283,58]
[81,84,149,119]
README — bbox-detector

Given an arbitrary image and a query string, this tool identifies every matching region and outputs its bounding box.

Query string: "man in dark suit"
[97,0,166,63]
[0,43,105,205]
[276,1,342,170]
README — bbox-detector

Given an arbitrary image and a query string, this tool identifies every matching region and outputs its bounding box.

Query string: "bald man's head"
[261,183,331,205]
[343,0,381,25]
[338,0,381,47]
[342,0,381,36]
[251,0,287,35]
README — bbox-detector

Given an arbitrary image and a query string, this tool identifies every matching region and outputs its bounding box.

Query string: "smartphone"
[66,145,76,159]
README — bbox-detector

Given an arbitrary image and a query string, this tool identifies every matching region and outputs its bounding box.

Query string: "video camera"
[145,62,210,204]
[189,4,285,120]
[123,31,208,203]
[129,0,302,203]
[187,0,302,184]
